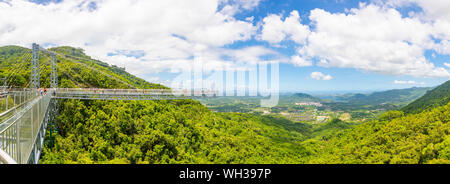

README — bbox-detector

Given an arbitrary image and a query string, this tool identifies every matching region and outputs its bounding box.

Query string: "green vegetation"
[0,45,167,89]
[279,93,322,104]
[310,118,354,139]
[0,45,448,164]
[322,87,431,112]
[402,80,450,114]
[338,87,431,106]
[41,99,308,164]
[302,102,450,164]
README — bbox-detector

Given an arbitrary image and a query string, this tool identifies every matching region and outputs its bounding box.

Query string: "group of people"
[38,88,47,95]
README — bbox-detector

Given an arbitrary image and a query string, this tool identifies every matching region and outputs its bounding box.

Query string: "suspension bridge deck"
[52,88,216,100]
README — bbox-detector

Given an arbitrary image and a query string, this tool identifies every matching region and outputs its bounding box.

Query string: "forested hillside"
[0,45,166,89]
[325,87,432,110]
[339,87,431,106]
[302,103,450,164]
[402,80,450,114]
[284,93,321,102]
[41,99,310,164]
[0,45,448,164]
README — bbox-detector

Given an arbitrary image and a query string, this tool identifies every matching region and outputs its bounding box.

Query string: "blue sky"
[1,0,449,93]
[150,0,450,92]
[267,1,440,91]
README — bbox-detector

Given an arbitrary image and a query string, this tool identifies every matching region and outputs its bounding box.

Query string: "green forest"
[0,45,449,164]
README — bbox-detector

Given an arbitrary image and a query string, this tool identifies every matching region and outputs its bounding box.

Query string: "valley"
[199,87,431,124]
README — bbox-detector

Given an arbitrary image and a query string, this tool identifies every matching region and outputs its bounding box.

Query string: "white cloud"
[290,55,313,67]
[219,0,261,16]
[382,0,450,21]
[310,72,333,80]
[435,38,450,55]
[147,77,172,86]
[394,80,425,85]
[297,4,450,78]
[231,0,261,10]
[0,0,265,76]
[260,10,310,44]
[444,63,450,68]
[219,46,279,63]
[382,1,450,57]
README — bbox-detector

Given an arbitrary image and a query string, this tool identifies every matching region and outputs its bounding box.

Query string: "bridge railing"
[1,91,39,124]
[55,88,173,95]
[54,88,218,97]
[0,92,51,164]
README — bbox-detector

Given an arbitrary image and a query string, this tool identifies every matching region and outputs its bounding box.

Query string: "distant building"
[295,102,323,107]
[316,116,328,122]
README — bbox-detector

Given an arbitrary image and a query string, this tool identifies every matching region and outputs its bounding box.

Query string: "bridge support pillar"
[31,43,40,89]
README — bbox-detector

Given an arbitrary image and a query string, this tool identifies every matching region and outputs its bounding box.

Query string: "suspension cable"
[4,52,32,89]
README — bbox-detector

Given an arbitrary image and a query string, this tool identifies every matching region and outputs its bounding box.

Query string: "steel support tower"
[31,43,40,89]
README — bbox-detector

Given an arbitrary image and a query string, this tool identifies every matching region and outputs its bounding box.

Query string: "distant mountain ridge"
[292,93,320,100]
[278,93,322,105]
[336,87,432,106]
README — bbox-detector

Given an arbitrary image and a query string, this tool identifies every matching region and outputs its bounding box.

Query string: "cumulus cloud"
[444,63,450,68]
[218,46,280,64]
[219,0,261,17]
[290,55,313,67]
[435,39,450,55]
[383,0,450,54]
[147,77,171,86]
[394,80,425,85]
[222,0,261,10]
[297,4,450,78]
[382,0,450,21]
[310,72,333,80]
[259,10,310,44]
[0,0,269,81]
[257,2,450,78]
